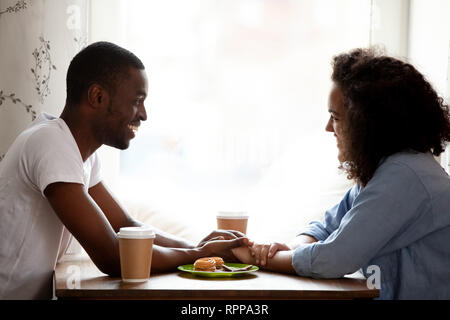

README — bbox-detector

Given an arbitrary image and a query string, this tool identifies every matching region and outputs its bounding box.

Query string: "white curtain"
[408,0,450,174]
[0,0,89,160]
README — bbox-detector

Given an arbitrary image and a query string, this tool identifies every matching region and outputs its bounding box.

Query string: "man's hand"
[197,230,246,247]
[199,236,249,261]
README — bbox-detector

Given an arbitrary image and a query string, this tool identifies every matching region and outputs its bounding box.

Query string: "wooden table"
[54,254,379,300]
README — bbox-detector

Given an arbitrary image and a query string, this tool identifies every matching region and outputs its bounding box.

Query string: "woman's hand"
[232,243,296,274]
[249,242,290,267]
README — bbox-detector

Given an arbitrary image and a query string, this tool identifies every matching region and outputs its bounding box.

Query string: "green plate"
[177,263,259,277]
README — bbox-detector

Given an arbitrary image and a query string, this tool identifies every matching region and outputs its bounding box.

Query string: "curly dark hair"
[331,47,450,186]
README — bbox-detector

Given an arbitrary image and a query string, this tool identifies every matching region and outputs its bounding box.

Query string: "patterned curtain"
[0,0,89,161]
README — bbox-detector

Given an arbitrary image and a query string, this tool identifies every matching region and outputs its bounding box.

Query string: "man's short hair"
[66,41,145,107]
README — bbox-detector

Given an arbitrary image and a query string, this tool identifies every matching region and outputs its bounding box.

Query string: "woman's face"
[325,84,348,162]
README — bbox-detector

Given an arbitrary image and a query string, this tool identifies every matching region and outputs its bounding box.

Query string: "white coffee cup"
[117,226,155,283]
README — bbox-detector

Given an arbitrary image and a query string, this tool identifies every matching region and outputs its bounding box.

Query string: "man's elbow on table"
[82,242,122,277]
[98,264,121,278]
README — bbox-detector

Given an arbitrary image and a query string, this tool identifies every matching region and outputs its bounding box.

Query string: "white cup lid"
[216,211,249,219]
[117,226,155,239]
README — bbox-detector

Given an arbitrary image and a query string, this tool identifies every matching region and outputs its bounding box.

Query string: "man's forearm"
[151,237,246,272]
[155,234,196,249]
[150,245,204,273]
[125,219,196,249]
[153,228,196,249]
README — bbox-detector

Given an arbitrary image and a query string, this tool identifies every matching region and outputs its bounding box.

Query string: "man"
[0,42,246,299]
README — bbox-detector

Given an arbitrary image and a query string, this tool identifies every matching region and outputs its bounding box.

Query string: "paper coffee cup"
[117,226,155,283]
[216,211,249,234]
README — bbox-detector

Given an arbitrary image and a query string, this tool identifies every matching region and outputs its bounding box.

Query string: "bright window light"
[113,0,372,241]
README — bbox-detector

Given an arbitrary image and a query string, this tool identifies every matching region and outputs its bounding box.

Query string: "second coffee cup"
[216,211,249,234]
[117,226,155,283]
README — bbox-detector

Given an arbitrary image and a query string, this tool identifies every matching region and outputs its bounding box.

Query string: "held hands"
[197,230,249,261]
[195,230,292,266]
[249,242,290,267]
[232,241,290,267]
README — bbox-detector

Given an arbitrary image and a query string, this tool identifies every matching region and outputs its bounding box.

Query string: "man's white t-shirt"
[0,113,101,299]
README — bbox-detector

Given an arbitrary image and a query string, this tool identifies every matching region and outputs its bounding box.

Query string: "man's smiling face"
[102,67,148,150]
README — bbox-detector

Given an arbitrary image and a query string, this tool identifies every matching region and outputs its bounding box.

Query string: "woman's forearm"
[288,234,317,250]
[231,246,297,274]
[263,250,296,274]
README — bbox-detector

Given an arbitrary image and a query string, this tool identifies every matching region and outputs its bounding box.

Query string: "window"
[92,0,407,241]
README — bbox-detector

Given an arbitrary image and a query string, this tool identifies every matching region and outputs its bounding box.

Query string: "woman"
[232,47,450,299]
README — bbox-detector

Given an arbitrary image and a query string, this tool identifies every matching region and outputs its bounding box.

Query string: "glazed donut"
[194,257,216,271]
[212,257,224,269]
